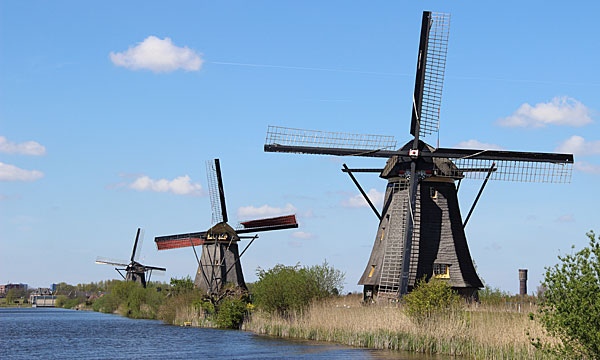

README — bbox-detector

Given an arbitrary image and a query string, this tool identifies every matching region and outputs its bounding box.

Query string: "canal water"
[0,308,449,359]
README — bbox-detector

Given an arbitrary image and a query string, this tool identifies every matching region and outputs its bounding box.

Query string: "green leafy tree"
[534,231,600,359]
[403,277,462,322]
[169,276,195,294]
[252,264,317,315]
[252,262,345,315]
[5,288,22,304]
[306,260,345,297]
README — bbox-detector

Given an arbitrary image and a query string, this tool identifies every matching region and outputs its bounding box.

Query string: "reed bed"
[243,295,556,359]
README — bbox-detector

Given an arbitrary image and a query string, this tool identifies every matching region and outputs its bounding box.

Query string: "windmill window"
[368,265,376,278]
[433,263,450,279]
[430,187,437,199]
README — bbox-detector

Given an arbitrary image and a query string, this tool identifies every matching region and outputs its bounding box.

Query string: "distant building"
[0,283,28,295]
[29,288,56,307]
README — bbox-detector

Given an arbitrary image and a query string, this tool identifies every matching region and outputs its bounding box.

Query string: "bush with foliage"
[252,261,345,316]
[306,260,345,298]
[403,277,462,321]
[92,281,164,319]
[533,231,600,359]
[215,297,247,329]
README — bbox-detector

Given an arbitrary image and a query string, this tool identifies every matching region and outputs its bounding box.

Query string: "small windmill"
[154,159,299,296]
[264,11,574,300]
[96,228,166,288]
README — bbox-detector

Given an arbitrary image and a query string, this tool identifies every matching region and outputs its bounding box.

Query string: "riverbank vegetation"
[49,231,600,359]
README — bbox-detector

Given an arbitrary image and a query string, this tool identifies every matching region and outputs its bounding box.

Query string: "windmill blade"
[206,159,228,224]
[236,214,299,234]
[143,265,167,272]
[410,11,451,138]
[130,228,142,262]
[154,232,207,250]
[95,257,129,267]
[427,148,574,183]
[265,126,398,158]
[134,229,145,262]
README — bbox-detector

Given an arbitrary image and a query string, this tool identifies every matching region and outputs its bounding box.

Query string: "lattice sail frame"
[206,160,224,224]
[442,158,572,183]
[266,126,397,151]
[419,12,450,138]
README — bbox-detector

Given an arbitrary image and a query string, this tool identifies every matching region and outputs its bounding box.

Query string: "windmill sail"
[237,214,298,234]
[427,148,574,183]
[410,11,450,138]
[265,126,397,157]
[206,159,228,224]
[155,232,207,250]
[95,257,128,267]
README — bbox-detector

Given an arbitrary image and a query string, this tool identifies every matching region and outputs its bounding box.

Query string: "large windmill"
[154,159,299,296]
[264,11,573,300]
[96,228,166,288]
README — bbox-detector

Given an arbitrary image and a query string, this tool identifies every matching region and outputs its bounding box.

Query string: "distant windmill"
[154,159,299,296]
[264,11,573,300]
[96,228,166,288]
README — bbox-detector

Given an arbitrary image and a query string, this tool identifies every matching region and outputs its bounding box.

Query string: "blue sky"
[1,1,599,293]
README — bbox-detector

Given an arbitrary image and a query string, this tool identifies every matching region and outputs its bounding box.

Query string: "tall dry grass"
[243,294,556,359]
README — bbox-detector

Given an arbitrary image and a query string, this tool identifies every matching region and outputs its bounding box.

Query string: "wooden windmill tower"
[264,11,574,300]
[96,228,166,288]
[154,159,298,296]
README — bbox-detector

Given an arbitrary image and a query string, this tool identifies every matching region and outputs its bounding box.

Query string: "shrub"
[306,260,345,298]
[215,297,247,329]
[92,294,119,313]
[534,231,600,359]
[253,264,317,315]
[479,285,510,305]
[403,277,462,321]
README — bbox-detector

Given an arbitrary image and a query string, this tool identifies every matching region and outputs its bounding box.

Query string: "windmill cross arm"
[341,168,384,173]
[428,147,573,163]
[236,223,298,234]
[264,144,401,158]
[144,265,167,271]
[95,259,129,267]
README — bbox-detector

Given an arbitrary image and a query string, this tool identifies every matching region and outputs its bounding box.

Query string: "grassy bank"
[243,295,555,360]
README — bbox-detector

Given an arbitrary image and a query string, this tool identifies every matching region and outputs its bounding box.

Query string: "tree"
[252,262,345,316]
[306,260,345,297]
[5,288,23,304]
[252,264,317,315]
[535,231,600,359]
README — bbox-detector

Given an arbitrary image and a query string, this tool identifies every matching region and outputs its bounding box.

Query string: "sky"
[1,1,599,294]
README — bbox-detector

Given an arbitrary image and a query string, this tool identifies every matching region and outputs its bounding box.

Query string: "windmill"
[96,228,166,288]
[263,11,574,300]
[154,159,299,296]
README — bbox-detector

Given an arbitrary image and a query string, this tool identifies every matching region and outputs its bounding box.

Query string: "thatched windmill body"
[264,11,573,300]
[154,159,298,295]
[96,228,166,288]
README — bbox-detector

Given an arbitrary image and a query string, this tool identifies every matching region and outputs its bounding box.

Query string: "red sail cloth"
[240,214,297,229]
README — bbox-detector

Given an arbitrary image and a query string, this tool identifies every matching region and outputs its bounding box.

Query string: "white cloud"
[110,36,203,73]
[291,231,314,239]
[574,161,600,174]
[455,139,504,150]
[341,188,384,208]
[0,162,44,181]
[555,135,600,157]
[555,214,575,223]
[497,96,593,128]
[128,175,202,195]
[237,203,297,220]
[0,136,46,156]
